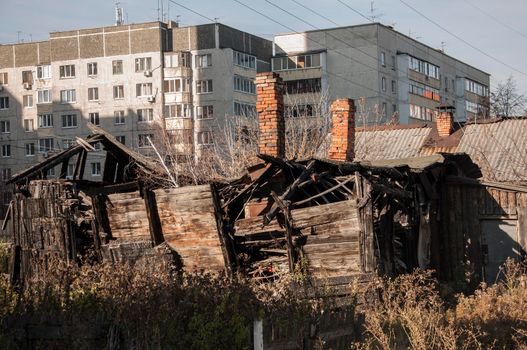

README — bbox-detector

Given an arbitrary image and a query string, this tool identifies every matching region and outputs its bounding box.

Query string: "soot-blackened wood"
[74,150,87,180]
[518,193,527,258]
[264,160,316,225]
[59,160,69,179]
[103,153,118,184]
[271,191,295,272]
[9,244,21,285]
[379,197,395,277]
[92,194,113,243]
[211,183,236,275]
[142,188,164,246]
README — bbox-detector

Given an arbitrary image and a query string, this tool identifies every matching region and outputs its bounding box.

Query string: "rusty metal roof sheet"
[456,119,527,183]
[355,126,432,161]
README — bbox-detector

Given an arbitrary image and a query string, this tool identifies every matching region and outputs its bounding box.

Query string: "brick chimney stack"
[256,72,285,158]
[329,99,355,162]
[436,105,455,137]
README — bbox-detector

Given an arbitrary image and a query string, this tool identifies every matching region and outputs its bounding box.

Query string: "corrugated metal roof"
[355,127,432,161]
[457,119,527,183]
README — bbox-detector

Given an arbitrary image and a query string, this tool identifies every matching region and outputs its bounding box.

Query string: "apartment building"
[272,23,490,125]
[0,21,272,201]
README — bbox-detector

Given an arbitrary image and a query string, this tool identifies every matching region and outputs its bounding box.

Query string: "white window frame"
[37,65,51,80]
[137,108,154,123]
[165,104,192,119]
[197,131,213,145]
[60,89,76,104]
[0,121,10,134]
[113,85,124,99]
[1,144,11,158]
[61,114,78,128]
[195,54,212,68]
[37,89,52,104]
[136,83,153,97]
[196,80,213,94]
[87,62,98,76]
[88,87,99,101]
[0,72,8,85]
[196,105,214,120]
[91,162,102,176]
[114,111,125,125]
[59,64,76,79]
[38,138,54,153]
[25,143,35,157]
[23,119,34,132]
[23,94,33,108]
[135,57,152,72]
[89,112,100,125]
[0,97,9,110]
[112,60,123,75]
[38,114,53,128]
[138,134,154,148]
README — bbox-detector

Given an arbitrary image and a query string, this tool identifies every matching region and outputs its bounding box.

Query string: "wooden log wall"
[154,185,227,272]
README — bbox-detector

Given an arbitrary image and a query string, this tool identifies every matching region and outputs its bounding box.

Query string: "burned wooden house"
[4,72,524,290]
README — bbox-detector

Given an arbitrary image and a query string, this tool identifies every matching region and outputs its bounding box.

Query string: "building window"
[66,164,75,179]
[1,145,11,158]
[114,110,125,124]
[37,65,51,80]
[135,57,152,72]
[1,168,11,181]
[196,80,213,94]
[272,54,321,71]
[380,52,386,67]
[382,102,387,118]
[91,162,101,176]
[25,143,35,156]
[286,104,314,118]
[138,134,153,148]
[61,114,77,128]
[164,78,191,93]
[38,114,53,128]
[197,131,213,145]
[22,70,33,85]
[234,102,256,117]
[408,56,439,79]
[87,62,98,76]
[39,138,54,153]
[59,64,76,78]
[391,55,396,69]
[409,80,441,101]
[165,104,192,118]
[381,77,386,92]
[116,135,126,145]
[0,72,7,85]
[46,168,55,177]
[466,100,486,114]
[164,52,191,68]
[234,51,256,69]
[392,104,397,114]
[88,87,99,101]
[0,121,10,133]
[285,78,321,94]
[465,79,489,97]
[113,85,124,99]
[23,94,33,108]
[234,75,256,94]
[391,80,396,93]
[136,83,153,97]
[37,89,52,104]
[409,104,438,121]
[0,97,9,110]
[60,89,76,103]
[112,60,123,75]
[196,105,214,120]
[195,54,212,68]
[62,139,74,149]
[89,112,100,125]
[137,108,154,122]
[24,119,34,132]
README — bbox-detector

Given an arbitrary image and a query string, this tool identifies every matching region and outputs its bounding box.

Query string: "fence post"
[253,318,263,350]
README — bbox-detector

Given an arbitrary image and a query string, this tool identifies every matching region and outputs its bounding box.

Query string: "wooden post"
[142,188,165,246]
[253,319,264,350]
[270,191,295,272]
[211,183,237,275]
[74,149,87,180]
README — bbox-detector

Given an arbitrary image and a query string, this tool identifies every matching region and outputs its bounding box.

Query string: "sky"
[1,0,526,93]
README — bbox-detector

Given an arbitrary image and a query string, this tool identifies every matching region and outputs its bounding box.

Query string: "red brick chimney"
[436,106,455,137]
[256,72,285,158]
[329,99,355,162]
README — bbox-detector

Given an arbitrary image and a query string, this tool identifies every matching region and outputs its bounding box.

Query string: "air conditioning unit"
[144,70,152,77]
[23,82,32,90]
[146,96,155,103]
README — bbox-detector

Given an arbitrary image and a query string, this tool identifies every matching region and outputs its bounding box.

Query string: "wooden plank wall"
[106,191,151,242]
[441,183,521,285]
[12,181,76,283]
[154,185,226,271]
[294,200,362,279]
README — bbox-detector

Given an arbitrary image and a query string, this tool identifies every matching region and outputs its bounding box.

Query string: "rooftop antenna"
[409,29,421,40]
[115,1,124,26]
[175,15,181,26]
[441,41,446,52]
[214,17,220,23]
[370,1,384,22]
[167,0,170,22]
[156,0,160,21]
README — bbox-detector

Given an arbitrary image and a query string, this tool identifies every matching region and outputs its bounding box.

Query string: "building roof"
[355,124,432,161]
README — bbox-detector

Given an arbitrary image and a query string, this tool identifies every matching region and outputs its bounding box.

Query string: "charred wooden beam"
[103,153,118,184]
[264,160,316,225]
[270,191,295,272]
[74,150,88,180]
[142,188,165,247]
[293,177,354,206]
[211,183,237,275]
